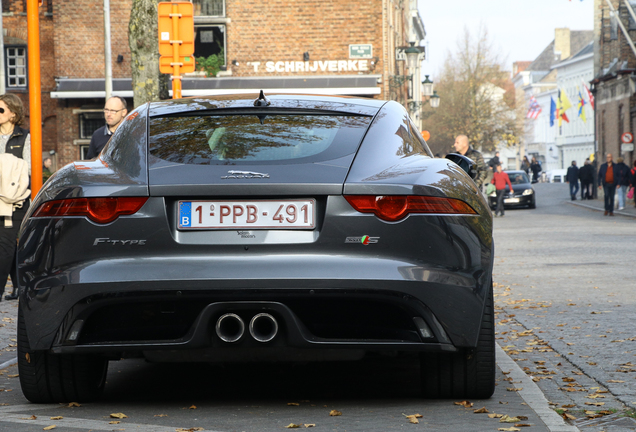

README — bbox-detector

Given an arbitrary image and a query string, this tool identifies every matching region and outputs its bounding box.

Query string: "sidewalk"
[568,196,636,218]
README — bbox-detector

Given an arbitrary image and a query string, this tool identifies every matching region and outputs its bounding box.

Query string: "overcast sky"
[417,0,594,79]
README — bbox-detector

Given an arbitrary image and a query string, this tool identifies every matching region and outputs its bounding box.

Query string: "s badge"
[345,235,379,245]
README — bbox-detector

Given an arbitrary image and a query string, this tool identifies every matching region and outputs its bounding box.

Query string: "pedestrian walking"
[86,96,128,159]
[520,156,530,175]
[565,160,579,200]
[614,157,630,210]
[491,163,512,217]
[630,161,636,208]
[0,94,31,300]
[598,153,617,216]
[579,158,594,199]
[453,135,487,189]
[530,157,541,183]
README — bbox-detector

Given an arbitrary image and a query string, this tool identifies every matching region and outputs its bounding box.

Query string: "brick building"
[2,0,425,169]
[592,0,636,166]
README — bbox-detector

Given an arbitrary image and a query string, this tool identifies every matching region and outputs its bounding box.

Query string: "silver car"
[17,93,494,402]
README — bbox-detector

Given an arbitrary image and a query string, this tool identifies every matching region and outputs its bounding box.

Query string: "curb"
[0,356,17,370]
[496,343,580,432]
[567,201,636,218]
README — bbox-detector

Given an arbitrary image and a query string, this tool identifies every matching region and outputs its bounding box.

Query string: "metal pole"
[0,2,6,95]
[104,0,113,99]
[27,0,42,197]
[605,0,636,59]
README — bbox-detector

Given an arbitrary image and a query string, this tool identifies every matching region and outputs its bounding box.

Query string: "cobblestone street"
[493,182,636,430]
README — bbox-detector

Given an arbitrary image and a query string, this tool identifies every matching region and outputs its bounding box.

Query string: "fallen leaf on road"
[607,380,624,383]
[500,415,521,423]
[304,424,316,428]
[285,424,301,429]
[474,407,489,413]
[586,394,605,399]
[189,405,197,409]
[562,377,576,382]
[507,388,523,391]
[109,421,120,425]
[564,413,577,420]
[329,410,342,416]
[498,428,520,432]
[43,427,56,431]
[489,413,503,418]
[49,416,63,420]
[514,424,532,427]
[454,401,473,407]
[110,413,128,419]
[19,415,36,420]
[7,374,18,378]
[176,428,204,432]
[67,402,81,407]
[584,402,605,406]
[154,414,168,417]
[561,404,575,408]
[288,403,300,406]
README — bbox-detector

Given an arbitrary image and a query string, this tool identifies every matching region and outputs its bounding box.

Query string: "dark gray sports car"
[17,93,494,403]
[488,170,536,209]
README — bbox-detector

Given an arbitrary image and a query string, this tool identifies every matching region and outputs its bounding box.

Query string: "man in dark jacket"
[565,160,579,200]
[598,153,617,216]
[578,159,594,200]
[453,135,487,189]
[615,157,630,210]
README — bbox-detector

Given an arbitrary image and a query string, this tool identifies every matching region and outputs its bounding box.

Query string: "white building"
[552,41,595,169]
[513,29,593,172]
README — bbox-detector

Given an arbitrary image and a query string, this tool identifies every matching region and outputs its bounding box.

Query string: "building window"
[80,112,105,139]
[5,46,27,88]
[191,0,224,17]
[194,25,225,62]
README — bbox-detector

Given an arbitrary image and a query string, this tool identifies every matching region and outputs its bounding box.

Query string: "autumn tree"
[129,0,168,107]
[422,26,518,155]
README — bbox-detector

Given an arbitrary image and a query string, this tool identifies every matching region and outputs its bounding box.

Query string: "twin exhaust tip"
[215,312,278,343]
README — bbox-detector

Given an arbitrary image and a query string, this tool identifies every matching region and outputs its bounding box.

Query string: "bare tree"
[422,26,518,155]
[129,0,168,107]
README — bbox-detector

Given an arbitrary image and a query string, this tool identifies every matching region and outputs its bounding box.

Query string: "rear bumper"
[20,273,491,356]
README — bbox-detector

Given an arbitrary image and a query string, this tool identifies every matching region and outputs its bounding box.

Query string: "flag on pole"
[582,81,594,110]
[550,97,556,127]
[526,95,542,119]
[557,89,571,126]
[577,89,586,123]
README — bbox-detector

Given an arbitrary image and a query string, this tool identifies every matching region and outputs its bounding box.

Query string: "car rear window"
[148,114,372,165]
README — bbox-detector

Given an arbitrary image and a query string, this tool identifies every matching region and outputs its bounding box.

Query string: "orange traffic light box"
[158,2,195,74]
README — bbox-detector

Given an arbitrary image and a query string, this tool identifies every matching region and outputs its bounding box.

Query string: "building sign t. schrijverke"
[248,60,369,73]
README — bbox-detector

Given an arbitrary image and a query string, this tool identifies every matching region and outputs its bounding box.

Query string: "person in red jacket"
[491,163,513,217]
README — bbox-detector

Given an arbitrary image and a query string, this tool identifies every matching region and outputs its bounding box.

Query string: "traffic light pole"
[170,2,182,99]
[27,0,42,198]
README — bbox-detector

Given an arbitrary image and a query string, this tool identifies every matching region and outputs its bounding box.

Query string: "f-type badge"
[345,235,379,245]
[221,170,270,179]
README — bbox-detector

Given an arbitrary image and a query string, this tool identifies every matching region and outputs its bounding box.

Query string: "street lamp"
[422,75,434,97]
[429,90,440,108]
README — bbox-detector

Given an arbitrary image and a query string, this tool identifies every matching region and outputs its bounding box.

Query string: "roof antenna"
[253,90,271,107]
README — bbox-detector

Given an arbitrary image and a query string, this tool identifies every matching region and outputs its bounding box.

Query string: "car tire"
[419,286,495,399]
[18,307,108,403]
[529,199,536,209]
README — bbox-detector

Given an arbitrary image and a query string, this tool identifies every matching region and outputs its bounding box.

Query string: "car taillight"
[344,195,477,221]
[33,197,148,224]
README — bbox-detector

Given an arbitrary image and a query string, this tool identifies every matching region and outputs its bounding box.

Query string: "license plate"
[178,199,316,229]
[504,198,519,203]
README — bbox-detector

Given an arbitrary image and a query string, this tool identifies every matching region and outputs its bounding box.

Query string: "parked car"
[17,93,495,402]
[489,170,536,209]
[547,169,567,183]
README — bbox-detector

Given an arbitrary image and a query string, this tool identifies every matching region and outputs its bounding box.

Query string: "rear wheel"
[18,308,108,403]
[420,286,495,399]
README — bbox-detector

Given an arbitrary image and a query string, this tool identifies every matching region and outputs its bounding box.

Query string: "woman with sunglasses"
[0,93,31,300]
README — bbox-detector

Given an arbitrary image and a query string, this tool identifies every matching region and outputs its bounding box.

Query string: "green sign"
[349,44,372,59]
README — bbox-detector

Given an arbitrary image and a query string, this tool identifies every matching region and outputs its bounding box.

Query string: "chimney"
[554,28,571,60]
